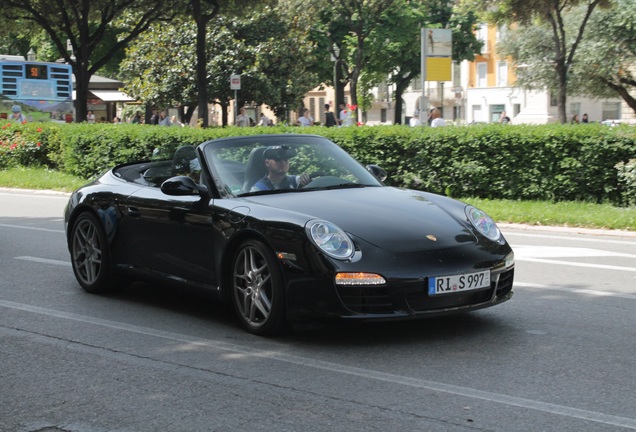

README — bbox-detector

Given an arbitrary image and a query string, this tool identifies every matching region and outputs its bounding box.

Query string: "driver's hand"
[298,173,311,186]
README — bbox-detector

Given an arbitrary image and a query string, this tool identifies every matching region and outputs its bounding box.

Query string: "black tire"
[231,239,286,336]
[70,212,113,294]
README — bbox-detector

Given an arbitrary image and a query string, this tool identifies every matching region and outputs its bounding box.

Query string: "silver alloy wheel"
[72,216,104,287]
[233,244,274,329]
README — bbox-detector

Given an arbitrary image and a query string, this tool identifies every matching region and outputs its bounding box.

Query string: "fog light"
[505,252,515,269]
[335,272,386,285]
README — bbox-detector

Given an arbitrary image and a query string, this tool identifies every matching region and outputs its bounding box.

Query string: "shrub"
[1,121,635,206]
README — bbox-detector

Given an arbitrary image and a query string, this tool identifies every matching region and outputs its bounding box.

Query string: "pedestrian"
[582,113,589,123]
[158,110,171,126]
[86,110,96,123]
[430,108,446,127]
[170,115,184,127]
[409,110,421,127]
[10,105,27,123]
[236,107,252,127]
[324,104,337,127]
[297,108,313,126]
[499,111,510,124]
[338,102,353,126]
[571,114,579,124]
[149,108,159,125]
[258,113,270,126]
[131,111,142,124]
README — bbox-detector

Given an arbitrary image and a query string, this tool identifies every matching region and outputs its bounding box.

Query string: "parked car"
[65,134,515,335]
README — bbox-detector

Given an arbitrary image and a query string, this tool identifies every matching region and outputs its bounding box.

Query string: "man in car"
[251,145,310,191]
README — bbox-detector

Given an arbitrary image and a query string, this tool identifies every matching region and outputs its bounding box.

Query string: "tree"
[1,0,177,122]
[366,0,482,124]
[466,0,612,123]
[568,0,636,115]
[121,8,317,126]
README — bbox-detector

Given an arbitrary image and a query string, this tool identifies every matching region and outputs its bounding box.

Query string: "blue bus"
[0,59,73,122]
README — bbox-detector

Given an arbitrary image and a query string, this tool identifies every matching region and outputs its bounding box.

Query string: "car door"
[119,185,218,287]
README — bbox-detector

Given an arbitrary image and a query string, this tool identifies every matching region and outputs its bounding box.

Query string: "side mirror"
[161,176,208,196]
[366,164,387,182]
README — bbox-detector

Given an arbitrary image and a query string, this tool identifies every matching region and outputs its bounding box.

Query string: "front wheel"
[231,239,286,336]
[70,212,113,293]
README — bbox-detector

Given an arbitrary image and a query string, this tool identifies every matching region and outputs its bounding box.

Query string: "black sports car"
[65,134,514,335]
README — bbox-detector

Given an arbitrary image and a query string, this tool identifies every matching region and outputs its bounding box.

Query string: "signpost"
[231,74,241,124]
[420,28,452,125]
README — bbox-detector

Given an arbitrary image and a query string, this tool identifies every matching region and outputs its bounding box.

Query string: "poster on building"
[424,29,452,57]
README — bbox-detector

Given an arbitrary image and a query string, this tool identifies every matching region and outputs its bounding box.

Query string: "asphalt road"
[1,189,635,432]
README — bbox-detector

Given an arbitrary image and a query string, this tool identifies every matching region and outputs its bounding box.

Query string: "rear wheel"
[231,239,285,336]
[70,212,113,293]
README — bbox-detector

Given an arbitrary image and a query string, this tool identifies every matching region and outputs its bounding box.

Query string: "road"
[1,189,635,432]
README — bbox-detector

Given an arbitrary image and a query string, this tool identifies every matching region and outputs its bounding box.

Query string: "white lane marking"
[515,245,636,259]
[1,299,635,430]
[14,256,71,267]
[0,223,64,233]
[519,258,636,272]
[503,231,636,246]
[514,245,636,272]
[515,282,636,300]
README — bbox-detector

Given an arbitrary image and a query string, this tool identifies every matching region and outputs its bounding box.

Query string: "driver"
[251,145,310,191]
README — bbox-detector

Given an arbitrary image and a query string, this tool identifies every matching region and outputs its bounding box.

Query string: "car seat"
[241,147,267,192]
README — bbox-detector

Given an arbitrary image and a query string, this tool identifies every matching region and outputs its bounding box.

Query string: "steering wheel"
[300,171,326,188]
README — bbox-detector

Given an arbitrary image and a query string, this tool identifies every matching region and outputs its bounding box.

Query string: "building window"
[472,104,483,123]
[381,108,387,123]
[477,63,487,88]
[477,23,488,53]
[496,61,508,87]
[550,92,558,107]
[453,62,461,87]
[309,97,316,120]
[411,76,422,91]
[570,102,581,118]
[491,104,505,123]
[602,102,621,120]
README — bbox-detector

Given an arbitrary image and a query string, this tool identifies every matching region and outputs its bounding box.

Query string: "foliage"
[120,7,318,125]
[1,0,178,122]
[470,0,613,123]
[0,121,50,169]
[2,122,634,208]
[567,0,636,114]
[616,159,636,207]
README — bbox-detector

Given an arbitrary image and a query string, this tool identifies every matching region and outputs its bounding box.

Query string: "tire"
[70,212,113,294]
[231,239,286,336]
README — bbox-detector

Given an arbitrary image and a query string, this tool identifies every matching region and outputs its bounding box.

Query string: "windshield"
[201,135,384,197]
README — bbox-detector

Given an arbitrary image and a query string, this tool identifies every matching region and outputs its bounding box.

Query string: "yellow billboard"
[426,57,452,82]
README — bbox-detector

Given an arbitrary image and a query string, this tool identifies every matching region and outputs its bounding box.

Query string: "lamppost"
[332,43,340,105]
[27,48,36,61]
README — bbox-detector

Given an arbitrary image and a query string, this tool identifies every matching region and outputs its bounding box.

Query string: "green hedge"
[1,120,635,206]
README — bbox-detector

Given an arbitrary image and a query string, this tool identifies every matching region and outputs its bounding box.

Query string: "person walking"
[324,104,337,127]
[10,105,27,123]
[430,108,446,127]
[236,107,252,127]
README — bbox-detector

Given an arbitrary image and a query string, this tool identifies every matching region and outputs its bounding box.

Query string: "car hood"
[241,187,479,253]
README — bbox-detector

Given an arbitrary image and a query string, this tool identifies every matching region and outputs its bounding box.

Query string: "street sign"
[230,74,241,90]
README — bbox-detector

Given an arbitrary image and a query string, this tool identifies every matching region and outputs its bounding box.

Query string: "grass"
[0,166,89,192]
[463,198,636,232]
[1,166,634,231]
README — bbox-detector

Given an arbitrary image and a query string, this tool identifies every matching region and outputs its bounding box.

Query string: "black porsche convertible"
[64,134,514,335]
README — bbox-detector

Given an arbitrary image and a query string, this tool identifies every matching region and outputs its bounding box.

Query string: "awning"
[88,90,136,102]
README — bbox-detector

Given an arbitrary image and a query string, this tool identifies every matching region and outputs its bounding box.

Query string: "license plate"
[428,270,491,295]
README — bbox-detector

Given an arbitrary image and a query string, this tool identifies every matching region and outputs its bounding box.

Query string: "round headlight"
[466,206,501,241]
[306,220,354,260]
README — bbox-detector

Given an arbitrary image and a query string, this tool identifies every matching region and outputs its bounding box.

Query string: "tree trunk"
[74,66,90,123]
[557,63,568,124]
[393,80,409,125]
[194,4,209,128]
